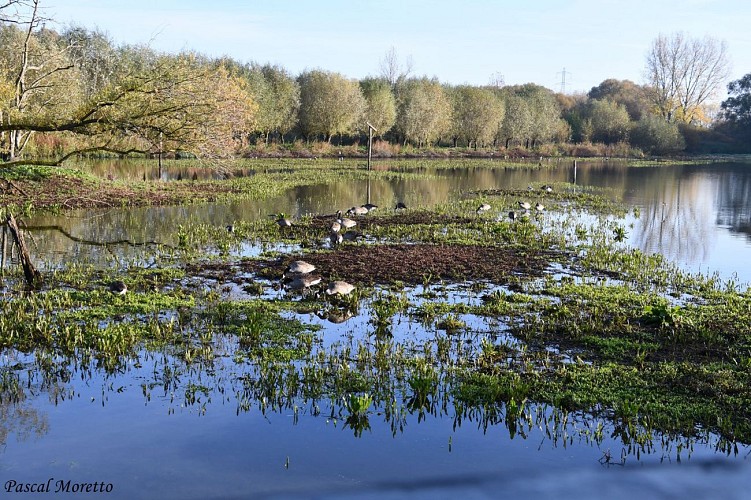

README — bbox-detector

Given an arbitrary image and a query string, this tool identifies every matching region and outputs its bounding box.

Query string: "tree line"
[2,0,751,167]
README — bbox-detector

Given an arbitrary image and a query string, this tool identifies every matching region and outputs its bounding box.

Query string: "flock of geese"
[107,184,552,298]
[479,184,552,221]
[275,202,397,298]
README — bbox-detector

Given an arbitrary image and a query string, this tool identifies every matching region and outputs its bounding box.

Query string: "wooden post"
[573,159,577,184]
[366,122,377,172]
[1,224,6,275]
[6,213,42,288]
[158,132,163,180]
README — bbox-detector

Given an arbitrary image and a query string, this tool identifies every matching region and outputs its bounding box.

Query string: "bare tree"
[644,32,730,124]
[379,46,413,88]
[0,0,34,23]
[2,0,73,160]
[488,72,505,89]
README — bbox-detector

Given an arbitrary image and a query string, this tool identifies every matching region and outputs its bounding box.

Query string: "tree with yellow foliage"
[0,1,256,166]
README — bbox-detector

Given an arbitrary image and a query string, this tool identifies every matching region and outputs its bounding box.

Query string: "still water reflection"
[2,159,751,499]
[11,159,751,283]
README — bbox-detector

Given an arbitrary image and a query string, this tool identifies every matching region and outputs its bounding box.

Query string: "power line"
[556,67,571,93]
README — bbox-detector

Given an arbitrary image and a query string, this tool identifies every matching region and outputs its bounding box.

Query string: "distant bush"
[630,116,685,154]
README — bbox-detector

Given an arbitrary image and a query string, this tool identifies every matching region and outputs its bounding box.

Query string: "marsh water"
[11,159,751,283]
[2,159,751,499]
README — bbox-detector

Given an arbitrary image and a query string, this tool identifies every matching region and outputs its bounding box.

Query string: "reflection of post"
[367,122,377,172]
[573,159,577,185]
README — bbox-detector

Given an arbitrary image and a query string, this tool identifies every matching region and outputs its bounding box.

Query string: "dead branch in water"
[5,213,42,288]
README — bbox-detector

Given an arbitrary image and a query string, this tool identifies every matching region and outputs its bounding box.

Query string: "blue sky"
[43,0,751,97]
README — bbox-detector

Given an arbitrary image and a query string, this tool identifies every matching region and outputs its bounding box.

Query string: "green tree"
[238,63,300,145]
[503,84,560,148]
[560,93,589,143]
[0,2,257,164]
[588,79,649,121]
[395,77,451,147]
[450,85,502,149]
[297,69,365,142]
[721,73,751,128]
[588,99,631,144]
[261,64,300,143]
[498,94,531,148]
[61,26,118,99]
[360,77,396,138]
[630,115,685,154]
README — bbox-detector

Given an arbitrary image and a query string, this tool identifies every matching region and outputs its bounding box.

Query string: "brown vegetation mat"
[0,175,238,210]
[191,244,556,287]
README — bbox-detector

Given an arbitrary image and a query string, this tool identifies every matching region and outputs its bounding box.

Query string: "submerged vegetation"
[1,159,750,465]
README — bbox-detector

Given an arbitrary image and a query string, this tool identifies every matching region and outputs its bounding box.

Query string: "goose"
[108,280,127,296]
[362,203,378,212]
[286,260,316,275]
[329,230,343,246]
[508,211,517,221]
[336,210,357,230]
[542,185,553,193]
[476,203,491,215]
[226,225,235,233]
[326,280,355,296]
[271,213,292,228]
[518,201,531,211]
[342,231,363,242]
[347,206,369,216]
[330,220,342,233]
[285,274,322,291]
[395,202,408,210]
[535,202,545,212]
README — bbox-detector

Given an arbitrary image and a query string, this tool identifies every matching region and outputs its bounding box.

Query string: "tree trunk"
[6,213,42,288]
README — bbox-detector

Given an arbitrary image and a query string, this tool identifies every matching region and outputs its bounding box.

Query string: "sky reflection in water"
[3,160,751,498]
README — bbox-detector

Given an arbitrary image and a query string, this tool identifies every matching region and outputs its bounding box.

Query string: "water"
[2,159,751,499]
[8,159,751,284]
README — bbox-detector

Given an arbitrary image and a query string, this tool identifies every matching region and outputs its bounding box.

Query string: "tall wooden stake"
[366,122,377,172]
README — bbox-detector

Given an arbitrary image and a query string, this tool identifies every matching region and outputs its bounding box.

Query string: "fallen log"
[5,213,42,288]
